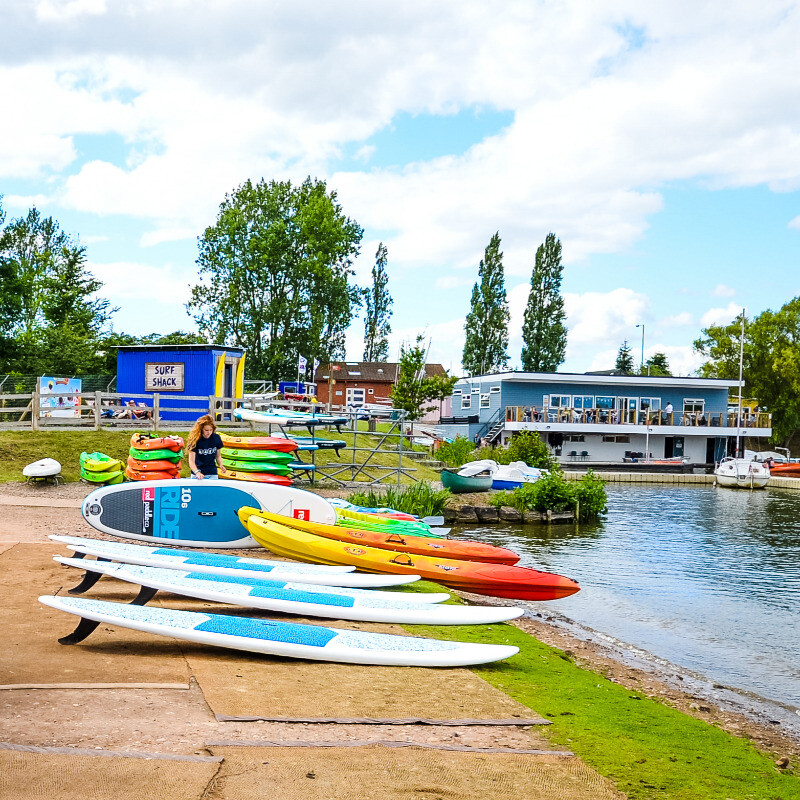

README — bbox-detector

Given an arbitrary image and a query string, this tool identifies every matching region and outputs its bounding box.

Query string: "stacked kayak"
[220,435,313,485]
[335,506,442,538]
[241,508,520,565]
[127,434,183,481]
[241,511,580,601]
[79,452,123,485]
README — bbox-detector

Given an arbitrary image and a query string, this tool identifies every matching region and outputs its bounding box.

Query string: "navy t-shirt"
[192,432,224,475]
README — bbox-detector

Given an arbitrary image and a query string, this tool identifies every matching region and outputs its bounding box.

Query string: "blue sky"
[2,0,799,377]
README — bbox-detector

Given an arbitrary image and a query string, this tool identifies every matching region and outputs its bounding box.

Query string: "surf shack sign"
[145,363,185,391]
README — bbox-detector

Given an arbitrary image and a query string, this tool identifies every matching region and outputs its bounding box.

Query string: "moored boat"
[440,468,493,494]
[714,457,770,489]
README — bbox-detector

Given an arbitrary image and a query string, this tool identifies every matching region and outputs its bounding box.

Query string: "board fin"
[67,557,113,594]
[58,585,159,645]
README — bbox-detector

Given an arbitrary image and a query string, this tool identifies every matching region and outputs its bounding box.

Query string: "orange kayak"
[225,469,293,486]
[130,433,184,452]
[219,434,298,453]
[242,509,520,565]
[127,457,181,473]
[125,467,179,481]
[241,513,579,602]
[767,463,800,476]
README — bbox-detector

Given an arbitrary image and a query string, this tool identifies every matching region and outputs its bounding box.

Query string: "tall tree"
[362,242,392,361]
[641,352,671,376]
[187,177,363,382]
[390,335,433,423]
[520,233,567,372]
[694,299,800,444]
[462,232,510,375]
[615,341,634,374]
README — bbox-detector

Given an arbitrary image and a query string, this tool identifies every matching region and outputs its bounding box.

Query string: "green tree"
[424,371,459,416]
[187,177,363,382]
[362,242,392,361]
[390,335,433,423]
[0,207,114,374]
[694,300,800,444]
[641,351,671,376]
[615,341,634,374]
[520,233,567,372]
[0,197,22,369]
[462,232,509,375]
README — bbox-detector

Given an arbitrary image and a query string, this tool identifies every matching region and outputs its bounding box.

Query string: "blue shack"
[116,345,246,422]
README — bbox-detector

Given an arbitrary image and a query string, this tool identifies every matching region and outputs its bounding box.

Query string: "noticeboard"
[145,363,185,391]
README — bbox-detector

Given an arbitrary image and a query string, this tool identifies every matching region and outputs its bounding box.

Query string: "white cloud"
[710,284,736,297]
[435,275,472,290]
[789,215,800,230]
[700,302,744,327]
[660,312,694,327]
[35,0,107,23]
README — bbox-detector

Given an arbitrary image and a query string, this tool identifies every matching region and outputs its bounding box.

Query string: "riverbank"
[1,481,799,799]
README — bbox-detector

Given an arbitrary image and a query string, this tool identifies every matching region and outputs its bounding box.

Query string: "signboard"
[39,376,82,417]
[145,363,185,391]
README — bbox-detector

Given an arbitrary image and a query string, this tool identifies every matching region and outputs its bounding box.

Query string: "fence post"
[153,393,160,430]
[31,391,40,431]
[209,396,215,418]
[94,391,101,430]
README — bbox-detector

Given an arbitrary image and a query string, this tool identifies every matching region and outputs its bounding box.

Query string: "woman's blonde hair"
[187,414,216,451]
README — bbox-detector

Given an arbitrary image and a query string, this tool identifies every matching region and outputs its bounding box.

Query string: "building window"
[452,389,462,395]
[489,386,500,393]
[683,398,705,413]
[573,395,594,409]
[565,434,585,442]
[335,390,343,396]
[639,397,661,411]
[549,394,571,408]
[602,434,630,443]
[472,387,480,393]
[596,396,614,409]
[368,388,374,394]
[461,394,471,409]
[480,394,490,408]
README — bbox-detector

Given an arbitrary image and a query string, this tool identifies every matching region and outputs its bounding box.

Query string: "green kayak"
[81,466,124,484]
[221,458,293,475]
[79,451,122,472]
[129,446,184,462]
[220,447,294,463]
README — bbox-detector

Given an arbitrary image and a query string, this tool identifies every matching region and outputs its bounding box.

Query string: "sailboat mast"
[735,309,745,459]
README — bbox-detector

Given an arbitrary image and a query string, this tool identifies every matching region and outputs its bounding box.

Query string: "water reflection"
[459,485,800,709]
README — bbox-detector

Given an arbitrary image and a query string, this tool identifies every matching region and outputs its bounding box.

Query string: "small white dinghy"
[22,458,64,485]
[714,457,770,489]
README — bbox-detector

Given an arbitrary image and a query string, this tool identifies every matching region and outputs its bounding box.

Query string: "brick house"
[314,361,447,409]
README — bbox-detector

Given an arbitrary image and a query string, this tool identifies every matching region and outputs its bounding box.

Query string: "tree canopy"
[642,352,671,376]
[390,335,457,423]
[520,233,568,372]
[462,232,509,375]
[694,299,800,444]
[187,177,363,383]
[615,341,634,374]
[362,242,392,361]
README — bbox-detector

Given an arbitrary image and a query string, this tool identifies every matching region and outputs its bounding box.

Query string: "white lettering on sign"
[145,363,185,392]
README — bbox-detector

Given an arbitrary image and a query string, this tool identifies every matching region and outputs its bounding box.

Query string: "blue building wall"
[452,377,730,423]
[117,346,244,421]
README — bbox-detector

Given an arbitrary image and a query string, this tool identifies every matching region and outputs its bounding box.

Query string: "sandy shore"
[1,479,797,766]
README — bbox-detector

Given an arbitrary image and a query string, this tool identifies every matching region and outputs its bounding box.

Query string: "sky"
[2,0,799,378]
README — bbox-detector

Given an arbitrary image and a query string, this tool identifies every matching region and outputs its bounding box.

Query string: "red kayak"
[219,434,299,453]
[245,510,520,565]
[767,463,800,477]
[130,433,184,452]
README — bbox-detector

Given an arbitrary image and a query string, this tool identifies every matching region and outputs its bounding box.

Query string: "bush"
[436,436,476,467]
[468,430,555,469]
[571,469,608,521]
[347,481,451,517]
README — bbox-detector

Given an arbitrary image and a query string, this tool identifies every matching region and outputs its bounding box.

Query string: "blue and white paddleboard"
[40,595,519,666]
[81,479,337,548]
[55,558,519,624]
[50,535,423,589]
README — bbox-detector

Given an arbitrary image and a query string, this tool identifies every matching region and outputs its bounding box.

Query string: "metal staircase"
[476,407,506,445]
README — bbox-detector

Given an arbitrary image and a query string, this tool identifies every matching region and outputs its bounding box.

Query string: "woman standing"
[187,415,226,480]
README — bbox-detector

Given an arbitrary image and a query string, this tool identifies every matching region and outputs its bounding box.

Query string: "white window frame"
[683,398,705,413]
[573,395,594,409]
[461,394,472,409]
[549,394,571,408]
[489,386,501,393]
[639,396,661,411]
[596,395,615,410]
[480,394,490,408]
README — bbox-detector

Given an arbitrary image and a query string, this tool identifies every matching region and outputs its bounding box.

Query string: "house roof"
[456,370,740,390]
[315,361,447,382]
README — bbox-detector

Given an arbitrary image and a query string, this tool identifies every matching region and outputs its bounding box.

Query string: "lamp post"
[636,324,645,374]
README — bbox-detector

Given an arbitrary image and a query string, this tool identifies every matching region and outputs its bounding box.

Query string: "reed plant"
[347,481,451,517]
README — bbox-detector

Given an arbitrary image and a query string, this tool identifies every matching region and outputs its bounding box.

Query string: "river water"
[464,484,800,731]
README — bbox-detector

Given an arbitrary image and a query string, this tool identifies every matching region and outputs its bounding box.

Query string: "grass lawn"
[403,603,800,800]
[0,428,441,484]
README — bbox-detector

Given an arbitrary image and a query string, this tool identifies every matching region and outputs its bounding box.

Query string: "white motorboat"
[459,459,546,490]
[714,457,770,489]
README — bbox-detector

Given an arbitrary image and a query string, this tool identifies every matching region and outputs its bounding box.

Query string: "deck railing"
[504,406,771,429]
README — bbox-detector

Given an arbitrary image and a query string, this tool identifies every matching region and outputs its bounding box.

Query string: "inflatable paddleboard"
[50,535,423,588]
[40,596,518,666]
[56,558,518,625]
[22,458,62,478]
[80,479,336,548]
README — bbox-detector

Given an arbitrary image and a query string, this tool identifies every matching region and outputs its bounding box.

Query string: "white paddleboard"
[55,558,519,624]
[81,479,336,548]
[40,595,519,666]
[23,458,62,478]
[50,535,423,588]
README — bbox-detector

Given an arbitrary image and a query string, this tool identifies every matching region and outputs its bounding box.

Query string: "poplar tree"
[362,242,392,361]
[520,233,567,372]
[462,232,509,375]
